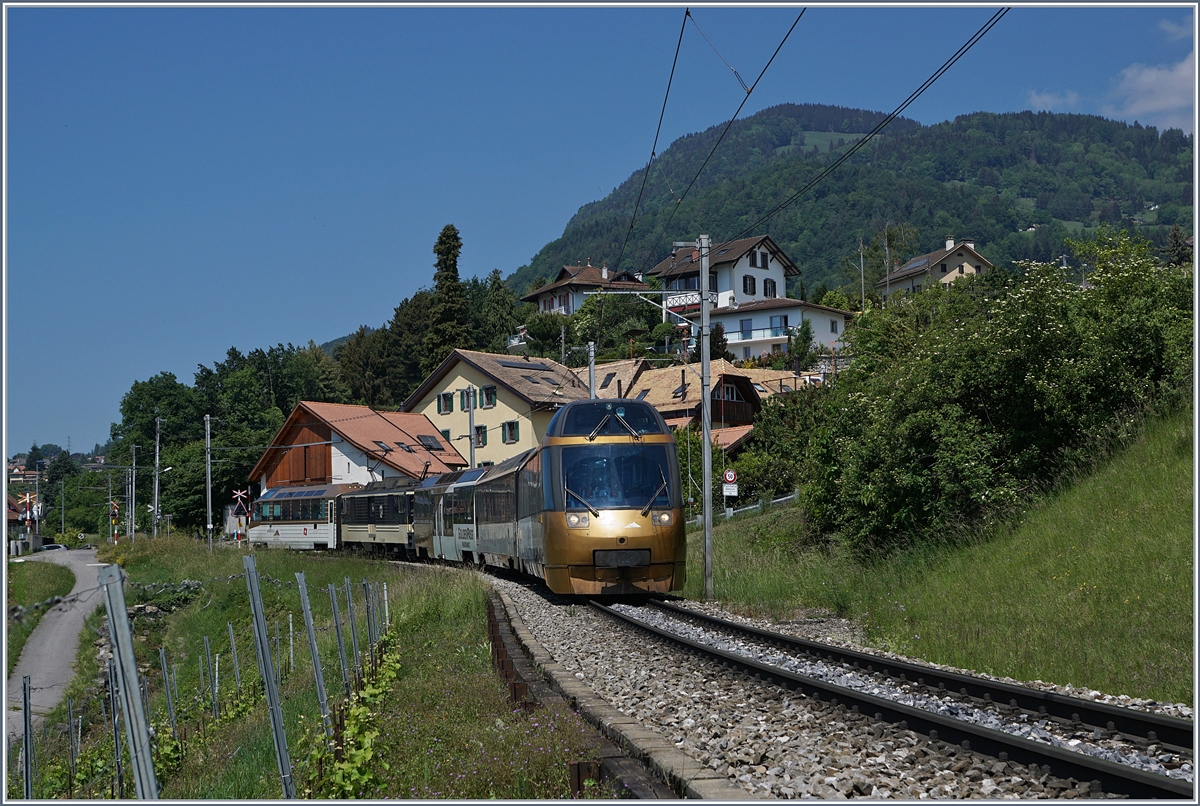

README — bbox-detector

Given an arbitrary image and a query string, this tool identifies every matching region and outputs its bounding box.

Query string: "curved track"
[592,600,1193,799]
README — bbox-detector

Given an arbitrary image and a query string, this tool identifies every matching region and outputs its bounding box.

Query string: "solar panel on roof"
[418,434,444,451]
[498,360,551,371]
[907,258,928,269]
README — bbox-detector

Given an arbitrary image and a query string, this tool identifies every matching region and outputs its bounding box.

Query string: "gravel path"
[492,577,1192,799]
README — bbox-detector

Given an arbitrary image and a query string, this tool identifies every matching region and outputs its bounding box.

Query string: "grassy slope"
[6,559,76,677]
[682,407,1193,703]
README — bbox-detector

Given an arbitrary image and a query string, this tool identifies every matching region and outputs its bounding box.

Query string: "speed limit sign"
[722,468,737,484]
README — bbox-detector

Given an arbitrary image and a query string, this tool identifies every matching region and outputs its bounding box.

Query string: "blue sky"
[4,4,1195,458]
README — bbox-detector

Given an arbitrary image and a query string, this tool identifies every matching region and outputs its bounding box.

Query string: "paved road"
[6,549,102,742]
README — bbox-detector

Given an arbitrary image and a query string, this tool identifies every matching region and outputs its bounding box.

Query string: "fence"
[692,488,800,527]
[6,559,394,800]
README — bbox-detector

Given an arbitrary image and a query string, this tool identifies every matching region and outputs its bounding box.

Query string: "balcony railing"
[727,326,790,342]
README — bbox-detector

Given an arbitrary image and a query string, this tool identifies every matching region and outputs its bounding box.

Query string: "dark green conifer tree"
[422,225,473,377]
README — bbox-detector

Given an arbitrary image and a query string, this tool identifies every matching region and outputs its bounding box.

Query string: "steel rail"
[591,602,1193,800]
[649,599,1194,752]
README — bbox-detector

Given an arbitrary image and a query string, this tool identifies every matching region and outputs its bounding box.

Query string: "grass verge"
[6,558,76,676]
[681,407,1193,703]
[8,541,609,799]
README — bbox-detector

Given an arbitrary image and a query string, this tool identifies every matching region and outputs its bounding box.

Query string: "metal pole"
[362,579,376,671]
[108,659,123,798]
[288,613,294,675]
[205,415,213,553]
[383,582,389,630]
[344,578,361,683]
[296,572,333,749]
[154,418,161,539]
[68,696,77,793]
[22,676,32,799]
[242,555,295,799]
[159,647,177,742]
[463,387,476,468]
[131,445,137,542]
[227,622,242,692]
[204,636,216,719]
[99,564,158,799]
[61,479,65,537]
[859,238,865,311]
[274,620,281,688]
[328,583,351,699]
[588,342,596,398]
[698,234,714,602]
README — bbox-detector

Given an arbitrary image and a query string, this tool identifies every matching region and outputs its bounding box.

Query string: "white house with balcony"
[520,259,650,316]
[646,235,851,359]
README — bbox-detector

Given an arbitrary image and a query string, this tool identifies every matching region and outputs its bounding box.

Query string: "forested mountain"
[506,103,1193,297]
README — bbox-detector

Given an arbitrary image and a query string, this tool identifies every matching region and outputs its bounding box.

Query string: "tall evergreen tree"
[422,225,473,377]
[388,289,435,404]
[478,269,521,351]
[1166,223,1192,267]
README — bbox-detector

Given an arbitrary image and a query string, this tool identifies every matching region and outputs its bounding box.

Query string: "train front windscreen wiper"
[640,466,669,516]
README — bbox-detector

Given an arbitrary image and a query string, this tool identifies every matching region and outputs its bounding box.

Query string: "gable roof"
[877,240,994,287]
[570,357,648,398]
[248,401,467,483]
[520,260,650,302]
[401,349,592,413]
[646,235,800,279]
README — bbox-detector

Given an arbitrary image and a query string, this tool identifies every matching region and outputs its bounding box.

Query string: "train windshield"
[558,401,663,438]
[561,445,674,511]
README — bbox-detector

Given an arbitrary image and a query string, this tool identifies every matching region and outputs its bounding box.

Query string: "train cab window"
[561,444,675,511]
[557,401,663,437]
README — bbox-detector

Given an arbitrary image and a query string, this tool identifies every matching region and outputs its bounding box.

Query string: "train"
[246,398,687,596]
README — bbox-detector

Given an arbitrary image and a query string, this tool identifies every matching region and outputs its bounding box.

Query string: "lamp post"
[153,418,161,539]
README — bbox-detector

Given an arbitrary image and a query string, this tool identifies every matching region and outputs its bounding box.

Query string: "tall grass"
[10,542,609,799]
[682,408,1193,702]
[6,558,76,676]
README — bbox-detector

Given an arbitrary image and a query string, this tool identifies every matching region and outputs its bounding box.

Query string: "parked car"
[37,543,69,552]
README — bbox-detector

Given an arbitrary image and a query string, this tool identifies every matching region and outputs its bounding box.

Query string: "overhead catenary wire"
[611,8,690,278]
[730,7,1010,244]
[631,8,807,277]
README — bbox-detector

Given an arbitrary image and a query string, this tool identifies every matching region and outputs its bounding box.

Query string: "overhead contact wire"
[635,8,806,276]
[732,7,1010,242]
[612,8,690,277]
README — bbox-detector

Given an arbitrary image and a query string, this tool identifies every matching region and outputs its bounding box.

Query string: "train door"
[433,493,448,558]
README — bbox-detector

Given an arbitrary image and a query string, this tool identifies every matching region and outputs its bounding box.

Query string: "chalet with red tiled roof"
[248,401,467,492]
[877,237,993,303]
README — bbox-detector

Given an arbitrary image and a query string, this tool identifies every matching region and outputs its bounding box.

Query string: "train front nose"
[551,509,684,596]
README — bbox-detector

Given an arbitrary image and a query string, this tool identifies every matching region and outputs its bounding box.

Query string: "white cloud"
[1103,49,1195,133]
[1027,89,1081,112]
[1159,16,1193,42]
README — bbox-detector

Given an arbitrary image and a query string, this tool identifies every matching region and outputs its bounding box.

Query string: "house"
[247,401,467,493]
[877,237,993,304]
[572,357,649,399]
[402,349,592,466]
[646,235,850,359]
[521,259,651,316]
[707,298,851,360]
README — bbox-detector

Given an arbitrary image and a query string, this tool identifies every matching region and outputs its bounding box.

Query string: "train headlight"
[653,511,674,526]
[566,513,590,528]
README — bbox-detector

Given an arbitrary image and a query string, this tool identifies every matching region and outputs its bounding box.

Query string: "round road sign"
[722,468,737,484]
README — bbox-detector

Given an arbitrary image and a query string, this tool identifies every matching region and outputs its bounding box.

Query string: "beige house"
[401,349,591,466]
[877,237,993,304]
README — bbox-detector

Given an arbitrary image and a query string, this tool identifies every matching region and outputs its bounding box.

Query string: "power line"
[611,8,690,278]
[731,7,1010,243]
[632,9,807,276]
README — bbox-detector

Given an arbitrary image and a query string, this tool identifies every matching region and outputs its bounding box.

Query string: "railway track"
[591,600,1194,800]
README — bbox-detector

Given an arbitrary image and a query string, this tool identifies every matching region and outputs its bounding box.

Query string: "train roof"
[547,399,667,438]
[255,482,361,502]
[416,466,489,489]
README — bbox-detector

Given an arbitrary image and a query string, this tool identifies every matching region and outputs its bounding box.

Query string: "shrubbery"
[751,228,1192,555]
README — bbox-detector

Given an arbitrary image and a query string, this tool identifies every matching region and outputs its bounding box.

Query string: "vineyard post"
[328,584,351,699]
[227,622,242,692]
[67,696,77,796]
[204,636,217,719]
[344,578,362,684]
[296,572,334,750]
[361,579,376,671]
[274,620,282,689]
[107,659,123,797]
[159,648,178,742]
[99,564,158,799]
[21,676,32,799]
[289,613,294,675]
[383,582,389,630]
[243,554,296,799]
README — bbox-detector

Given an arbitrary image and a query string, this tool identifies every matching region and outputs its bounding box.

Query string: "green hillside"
[508,104,1193,298]
[684,406,1193,702]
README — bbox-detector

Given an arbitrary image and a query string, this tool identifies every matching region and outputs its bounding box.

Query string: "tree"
[25,443,44,470]
[1166,223,1192,267]
[336,326,396,408]
[787,319,820,371]
[422,225,473,377]
[819,289,851,311]
[477,269,521,352]
[689,322,735,362]
[387,289,435,404]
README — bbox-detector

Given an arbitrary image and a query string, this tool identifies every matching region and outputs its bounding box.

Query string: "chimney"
[945,236,955,251]
[681,368,687,398]
[617,379,623,399]
[602,263,608,280]
[963,238,975,250]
